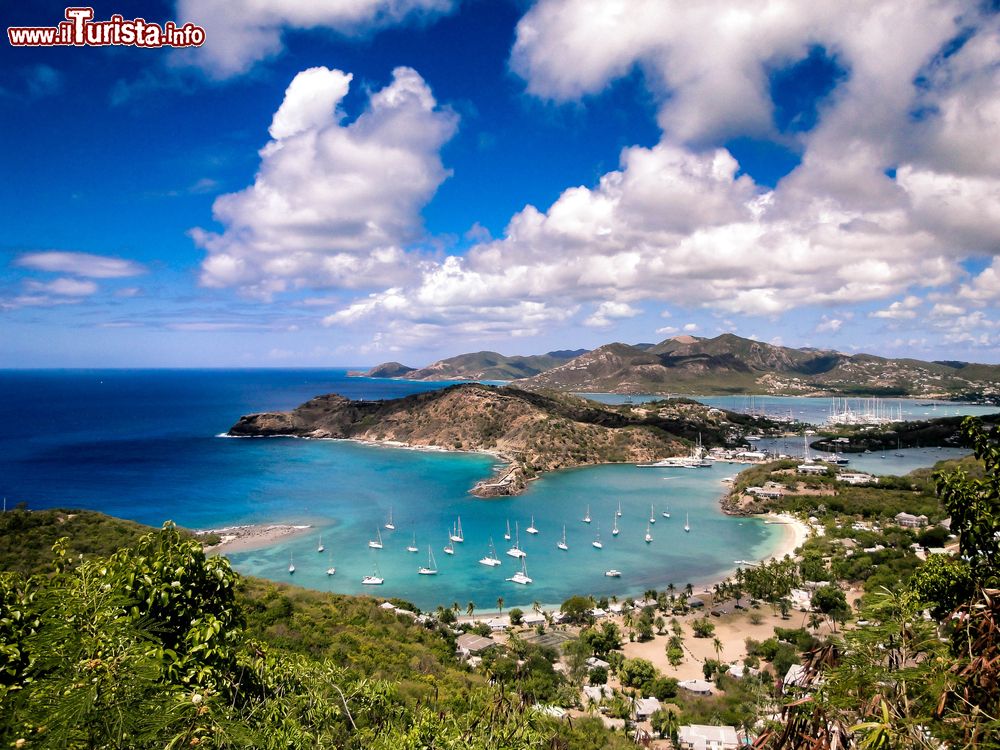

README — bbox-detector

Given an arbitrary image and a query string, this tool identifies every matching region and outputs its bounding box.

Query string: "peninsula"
[228,383,758,496]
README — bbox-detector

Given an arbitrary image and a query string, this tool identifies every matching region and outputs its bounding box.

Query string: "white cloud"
[656,325,678,335]
[930,302,966,317]
[870,296,923,319]
[15,251,146,278]
[176,0,456,78]
[193,66,458,300]
[682,322,699,332]
[815,316,842,333]
[584,300,640,328]
[24,278,98,297]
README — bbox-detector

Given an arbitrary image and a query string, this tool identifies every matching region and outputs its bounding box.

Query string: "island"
[228,383,762,496]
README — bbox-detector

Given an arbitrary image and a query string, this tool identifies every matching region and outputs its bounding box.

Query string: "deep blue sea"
[0,370,986,610]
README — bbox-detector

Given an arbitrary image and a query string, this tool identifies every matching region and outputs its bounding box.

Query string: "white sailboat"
[612,515,619,536]
[326,551,335,576]
[605,569,621,577]
[616,500,622,517]
[361,562,383,585]
[684,513,691,533]
[662,506,671,519]
[288,552,295,574]
[592,525,603,549]
[644,522,653,543]
[506,521,526,558]
[583,505,591,524]
[384,507,395,530]
[506,556,532,585]
[368,528,383,549]
[649,504,656,524]
[526,515,539,534]
[444,529,455,555]
[418,547,438,575]
[479,537,502,566]
[557,524,569,550]
[449,516,464,543]
[504,519,511,540]
[317,534,325,553]
[407,532,418,553]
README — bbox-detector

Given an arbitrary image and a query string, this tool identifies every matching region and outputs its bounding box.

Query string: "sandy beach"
[202,523,313,554]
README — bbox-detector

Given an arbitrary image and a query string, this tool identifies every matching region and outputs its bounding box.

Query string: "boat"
[592,526,603,549]
[644,522,653,543]
[583,505,591,524]
[361,562,383,585]
[317,534,325,553]
[649,504,656,524]
[407,533,418,553]
[449,517,464,543]
[526,515,539,534]
[368,528,383,549]
[662,507,671,519]
[605,569,621,578]
[479,537,502,566]
[418,547,438,575]
[504,519,511,541]
[326,551,335,576]
[506,522,526,558]
[557,524,568,550]
[616,500,622,517]
[444,530,455,555]
[506,556,532,585]
[384,507,395,530]
[684,513,690,533]
[612,516,619,536]
[288,552,295,574]
[637,434,713,468]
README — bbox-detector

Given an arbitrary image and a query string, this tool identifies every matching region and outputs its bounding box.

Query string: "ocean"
[0,370,984,610]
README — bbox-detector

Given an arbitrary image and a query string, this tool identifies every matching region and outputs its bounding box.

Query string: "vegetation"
[0,516,625,749]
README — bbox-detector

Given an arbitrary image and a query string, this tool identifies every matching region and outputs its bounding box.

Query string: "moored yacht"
[557,524,568,550]
[368,528,383,549]
[506,557,532,585]
[479,537,502,566]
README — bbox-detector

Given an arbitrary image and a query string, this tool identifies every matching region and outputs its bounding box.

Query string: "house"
[455,633,497,658]
[783,663,816,690]
[726,663,758,680]
[678,679,713,695]
[521,611,545,627]
[583,684,613,704]
[486,615,510,631]
[790,588,812,610]
[590,607,607,619]
[585,656,610,671]
[677,724,740,750]
[797,463,828,475]
[379,601,396,610]
[633,696,661,721]
[895,512,929,528]
[746,481,784,499]
[838,472,878,485]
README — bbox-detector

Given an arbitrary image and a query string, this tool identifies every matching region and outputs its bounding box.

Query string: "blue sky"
[2,0,999,367]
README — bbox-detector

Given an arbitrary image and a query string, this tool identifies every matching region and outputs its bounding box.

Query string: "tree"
[589,665,607,685]
[467,601,475,618]
[812,585,850,632]
[509,607,524,626]
[650,708,680,741]
[712,636,723,662]
[618,657,656,691]
[691,618,715,638]
[560,595,594,625]
[497,596,504,614]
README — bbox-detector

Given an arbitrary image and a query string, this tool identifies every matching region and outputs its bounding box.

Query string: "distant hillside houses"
[677,724,740,750]
[895,512,929,528]
[838,471,878,485]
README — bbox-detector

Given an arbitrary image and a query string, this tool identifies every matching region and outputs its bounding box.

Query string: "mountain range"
[357,333,1000,399]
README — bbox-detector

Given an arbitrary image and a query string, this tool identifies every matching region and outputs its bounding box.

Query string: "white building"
[633,696,661,721]
[677,724,740,750]
[895,512,929,528]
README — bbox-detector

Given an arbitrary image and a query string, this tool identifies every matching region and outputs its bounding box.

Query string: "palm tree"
[808,612,823,632]
[532,600,542,616]
[712,636,723,662]
[452,601,460,616]
[667,582,676,598]
[467,601,475,618]
[496,595,504,615]
[685,582,693,596]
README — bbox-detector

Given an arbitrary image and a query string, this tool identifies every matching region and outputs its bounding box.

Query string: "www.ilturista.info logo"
[8,7,206,48]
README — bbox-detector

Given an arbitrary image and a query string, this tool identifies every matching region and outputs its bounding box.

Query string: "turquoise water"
[1,370,982,612]
[226,456,782,610]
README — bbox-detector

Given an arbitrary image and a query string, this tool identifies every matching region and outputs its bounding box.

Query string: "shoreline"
[202,523,314,554]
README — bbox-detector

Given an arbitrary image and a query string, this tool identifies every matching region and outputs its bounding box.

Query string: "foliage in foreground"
[0,522,613,749]
[756,417,1000,750]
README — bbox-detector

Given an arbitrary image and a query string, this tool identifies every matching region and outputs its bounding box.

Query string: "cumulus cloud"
[870,296,923,319]
[584,300,640,328]
[15,251,146,278]
[176,0,456,78]
[193,66,458,300]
